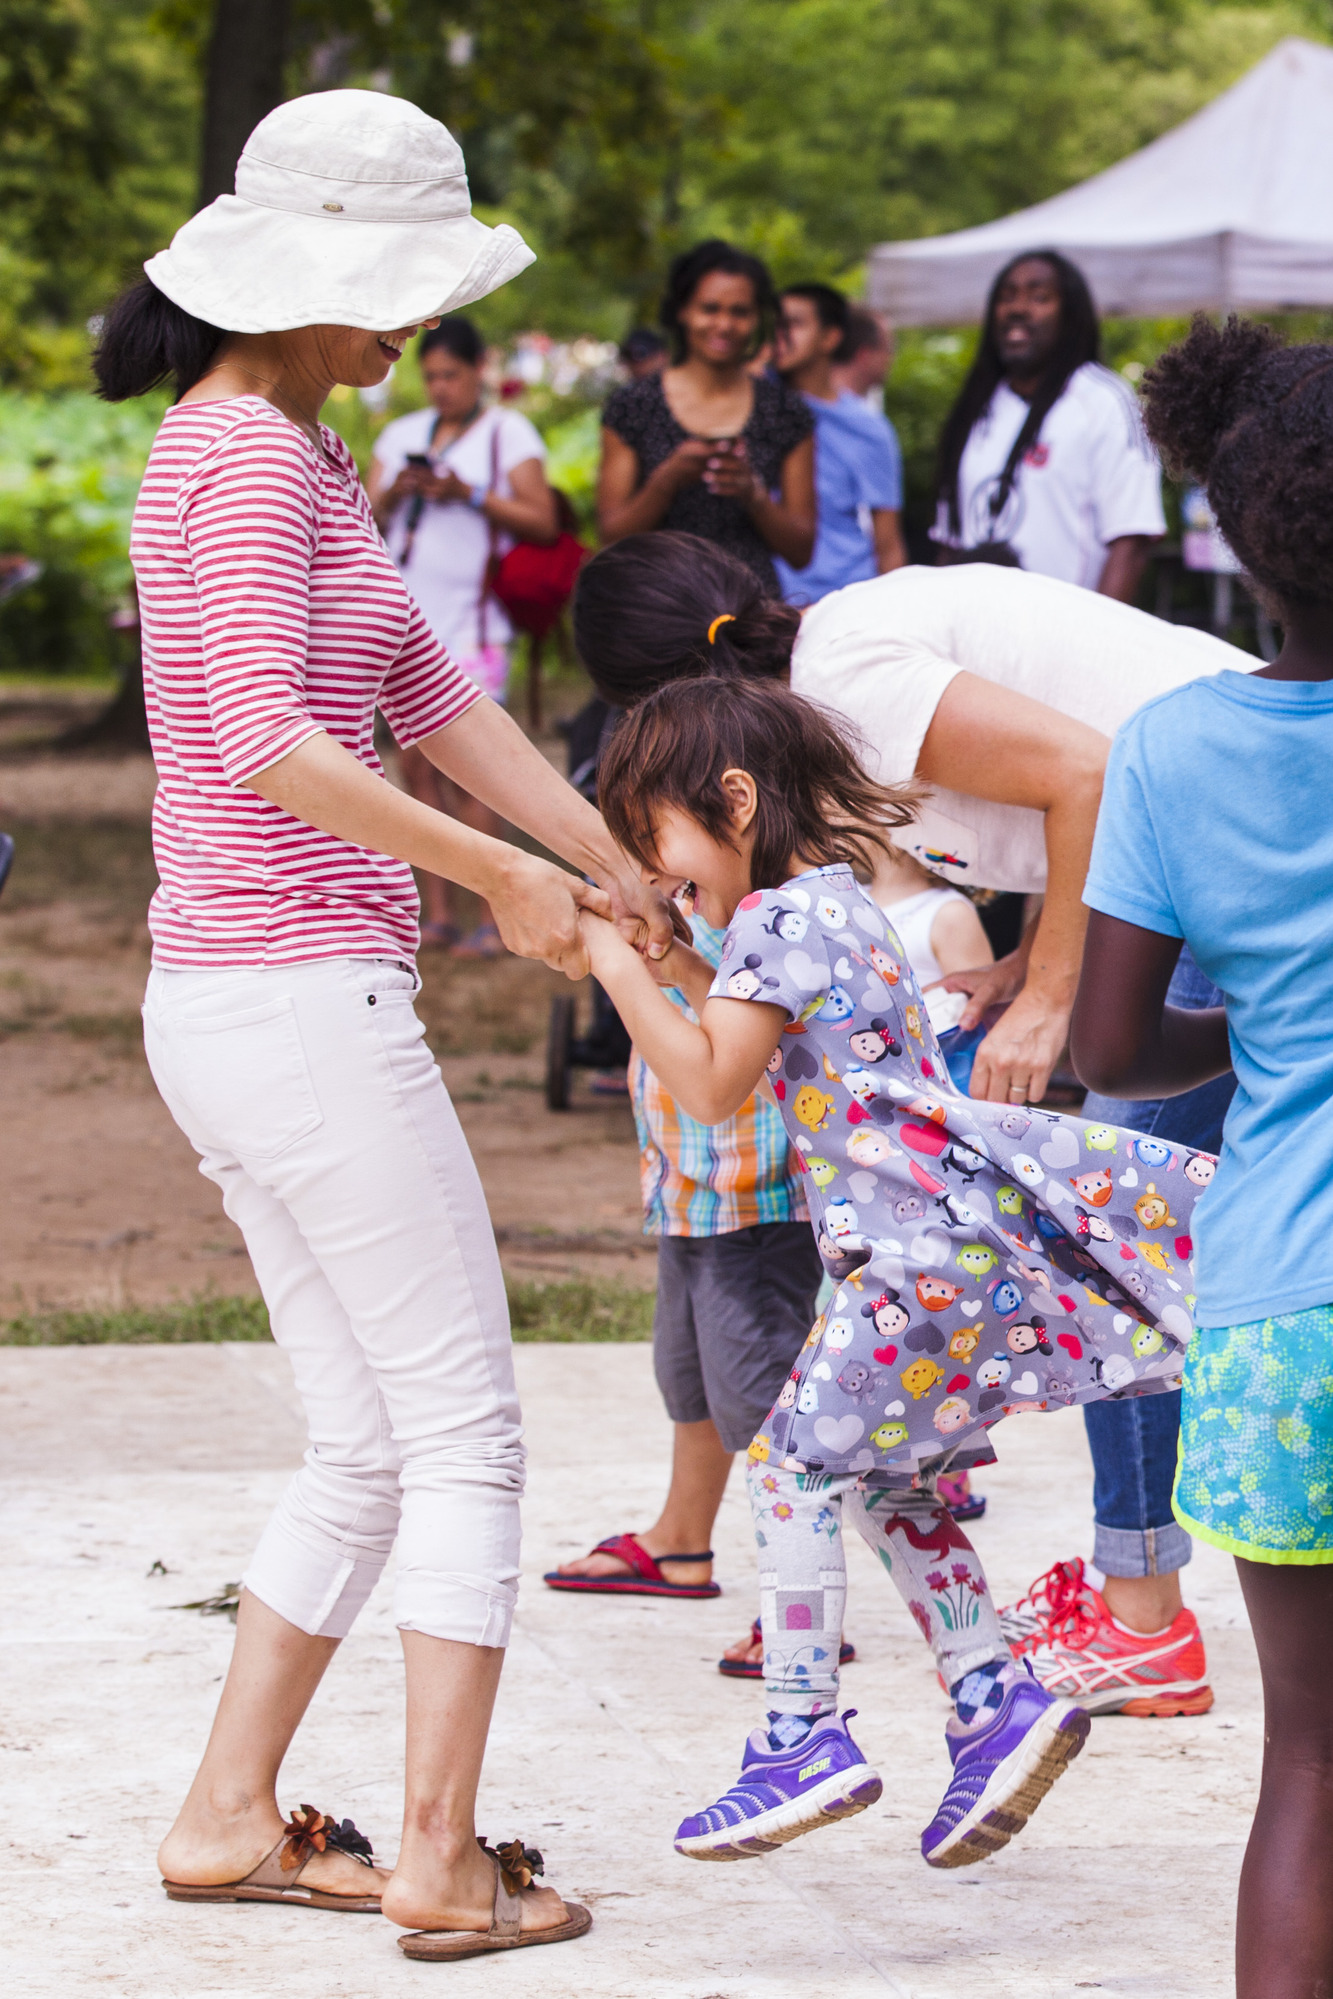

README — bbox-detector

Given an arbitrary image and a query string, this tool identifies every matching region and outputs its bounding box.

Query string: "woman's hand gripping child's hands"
[577,909,785,1126]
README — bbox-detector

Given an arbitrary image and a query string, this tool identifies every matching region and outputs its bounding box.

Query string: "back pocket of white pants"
[174,996,323,1159]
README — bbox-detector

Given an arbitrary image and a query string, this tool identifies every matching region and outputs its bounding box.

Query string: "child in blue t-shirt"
[581,674,1206,1873]
[1069,316,1333,1999]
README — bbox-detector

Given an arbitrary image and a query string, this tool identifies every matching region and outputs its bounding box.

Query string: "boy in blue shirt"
[773,284,906,603]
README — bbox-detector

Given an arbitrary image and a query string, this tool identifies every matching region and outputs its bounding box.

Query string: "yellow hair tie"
[707,613,737,645]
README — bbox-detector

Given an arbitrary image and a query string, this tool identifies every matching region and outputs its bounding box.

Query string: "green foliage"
[659,0,1321,280]
[883,329,977,536]
[1,1276,654,1344]
[0,0,197,384]
[0,390,164,673]
[542,407,602,528]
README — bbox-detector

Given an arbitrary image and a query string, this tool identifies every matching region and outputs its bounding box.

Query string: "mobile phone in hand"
[405,452,432,469]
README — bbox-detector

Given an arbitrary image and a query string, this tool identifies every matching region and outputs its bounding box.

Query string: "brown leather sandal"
[397,1838,592,1961]
[162,1806,382,1911]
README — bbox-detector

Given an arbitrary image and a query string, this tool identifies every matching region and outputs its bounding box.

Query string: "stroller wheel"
[545,993,576,1110]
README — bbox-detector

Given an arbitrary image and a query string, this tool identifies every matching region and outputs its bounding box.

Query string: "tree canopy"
[0,0,1324,372]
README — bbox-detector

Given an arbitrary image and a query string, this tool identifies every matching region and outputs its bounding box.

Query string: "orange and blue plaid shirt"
[629,916,808,1238]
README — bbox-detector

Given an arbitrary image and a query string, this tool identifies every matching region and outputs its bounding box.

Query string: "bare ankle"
[1102,1572,1184,1633]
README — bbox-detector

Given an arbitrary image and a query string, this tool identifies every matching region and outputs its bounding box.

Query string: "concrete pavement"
[0,1342,1255,1997]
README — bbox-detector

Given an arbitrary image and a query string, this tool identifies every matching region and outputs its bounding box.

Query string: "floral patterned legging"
[749,1459,1010,1717]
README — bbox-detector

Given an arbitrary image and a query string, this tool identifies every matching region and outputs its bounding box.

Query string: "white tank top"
[880,884,969,987]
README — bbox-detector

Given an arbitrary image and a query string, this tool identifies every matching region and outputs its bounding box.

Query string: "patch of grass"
[2,819,158,913]
[60,1011,143,1043]
[1,1294,272,1345]
[1,1278,653,1346]
[506,1277,653,1343]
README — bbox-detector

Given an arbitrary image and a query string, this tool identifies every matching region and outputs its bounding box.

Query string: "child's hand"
[643,938,707,989]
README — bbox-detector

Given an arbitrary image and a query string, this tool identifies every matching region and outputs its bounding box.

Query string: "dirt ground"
[0,687,656,1315]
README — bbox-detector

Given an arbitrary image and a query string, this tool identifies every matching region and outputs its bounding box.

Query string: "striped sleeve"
[379,590,484,747]
[178,420,325,784]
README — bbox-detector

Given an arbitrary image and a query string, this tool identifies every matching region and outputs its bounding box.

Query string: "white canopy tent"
[867,37,1333,325]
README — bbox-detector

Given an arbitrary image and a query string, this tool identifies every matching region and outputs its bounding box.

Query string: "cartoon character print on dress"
[710,867,1211,1476]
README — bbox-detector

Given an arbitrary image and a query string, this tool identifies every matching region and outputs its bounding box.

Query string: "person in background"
[546,595,828,1675]
[619,326,668,380]
[932,250,1164,602]
[597,238,815,591]
[368,318,557,955]
[773,282,907,602]
[833,305,894,409]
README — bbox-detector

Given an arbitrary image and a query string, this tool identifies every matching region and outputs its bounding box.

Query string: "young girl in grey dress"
[580,677,1207,1871]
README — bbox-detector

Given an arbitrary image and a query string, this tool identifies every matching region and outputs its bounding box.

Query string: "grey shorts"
[653,1221,823,1452]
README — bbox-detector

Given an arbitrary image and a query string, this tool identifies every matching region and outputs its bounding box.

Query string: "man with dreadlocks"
[931,251,1164,601]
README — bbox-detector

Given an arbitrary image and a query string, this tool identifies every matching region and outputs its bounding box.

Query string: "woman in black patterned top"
[598,240,815,590]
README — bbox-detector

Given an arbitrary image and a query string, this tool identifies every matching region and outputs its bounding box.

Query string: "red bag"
[482,427,588,641]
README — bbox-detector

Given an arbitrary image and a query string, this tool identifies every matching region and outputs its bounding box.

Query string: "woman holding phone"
[369,319,558,954]
[597,239,816,589]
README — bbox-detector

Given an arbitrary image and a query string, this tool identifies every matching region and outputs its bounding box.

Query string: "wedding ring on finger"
[1008,1085,1029,1103]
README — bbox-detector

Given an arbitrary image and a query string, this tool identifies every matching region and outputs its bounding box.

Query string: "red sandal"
[543,1532,720,1598]
[718,1617,857,1678]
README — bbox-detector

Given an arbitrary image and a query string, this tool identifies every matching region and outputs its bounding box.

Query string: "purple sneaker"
[921,1668,1090,1868]
[674,1710,882,1861]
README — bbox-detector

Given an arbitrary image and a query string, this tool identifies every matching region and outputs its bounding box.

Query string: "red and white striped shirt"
[131,397,481,966]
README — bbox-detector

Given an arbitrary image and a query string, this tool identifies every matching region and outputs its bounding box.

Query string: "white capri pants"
[142,957,524,1648]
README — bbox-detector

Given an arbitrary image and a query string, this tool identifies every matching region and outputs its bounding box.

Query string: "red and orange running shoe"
[1000,1557,1213,1718]
[999,1557,1093,1657]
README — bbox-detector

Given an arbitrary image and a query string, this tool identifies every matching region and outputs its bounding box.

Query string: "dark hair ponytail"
[1142,314,1333,612]
[572,532,801,707]
[93,277,224,403]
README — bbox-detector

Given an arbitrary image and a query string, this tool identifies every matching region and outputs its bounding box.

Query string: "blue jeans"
[1078,948,1235,1578]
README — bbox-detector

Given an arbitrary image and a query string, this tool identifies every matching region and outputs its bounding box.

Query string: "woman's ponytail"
[573,531,800,707]
[93,277,224,403]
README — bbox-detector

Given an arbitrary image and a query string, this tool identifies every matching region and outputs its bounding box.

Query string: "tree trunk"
[198,0,291,208]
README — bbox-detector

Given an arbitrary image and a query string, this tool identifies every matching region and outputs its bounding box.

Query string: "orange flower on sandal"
[482,1837,544,1895]
[280,1805,333,1871]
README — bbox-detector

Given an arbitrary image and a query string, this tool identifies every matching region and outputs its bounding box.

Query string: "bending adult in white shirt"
[931,251,1164,602]
[573,534,1248,1107]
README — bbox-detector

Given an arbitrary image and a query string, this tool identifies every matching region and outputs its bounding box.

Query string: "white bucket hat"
[143,89,535,334]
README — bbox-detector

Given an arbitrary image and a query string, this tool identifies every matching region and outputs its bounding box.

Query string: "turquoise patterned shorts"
[1174,1305,1333,1564]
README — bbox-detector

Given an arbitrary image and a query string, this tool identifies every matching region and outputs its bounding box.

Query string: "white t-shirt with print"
[931,363,1166,588]
[791,562,1250,893]
[373,404,547,656]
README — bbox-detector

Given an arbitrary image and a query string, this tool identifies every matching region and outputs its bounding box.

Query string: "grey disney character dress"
[708,866,1208,1475]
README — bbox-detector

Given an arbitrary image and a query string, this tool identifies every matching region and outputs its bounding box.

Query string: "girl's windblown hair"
[597,678,920,891]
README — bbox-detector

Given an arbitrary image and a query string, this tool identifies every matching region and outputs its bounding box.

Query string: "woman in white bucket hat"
[94,88,668,1960]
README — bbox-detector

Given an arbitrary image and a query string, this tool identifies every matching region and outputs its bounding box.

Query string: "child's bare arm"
[580,913,785,1122]
[926,896,994,980]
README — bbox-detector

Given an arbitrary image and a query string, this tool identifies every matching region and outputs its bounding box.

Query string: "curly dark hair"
[597,676,919,892]
[1141,314,1333,610]
[659,238,777,364]
[572,532,801,706]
